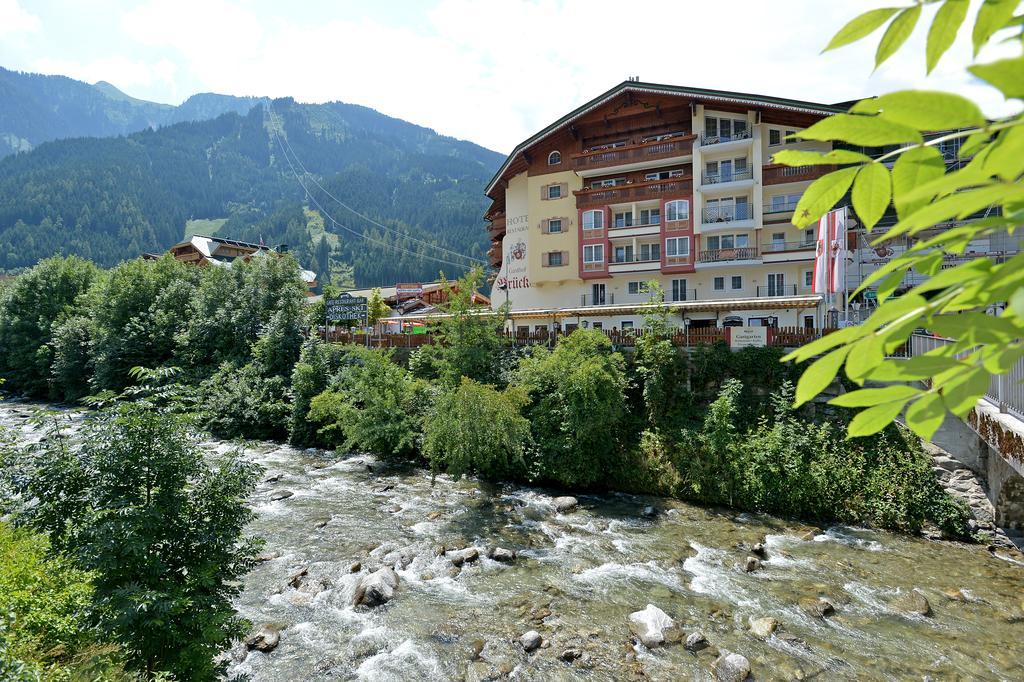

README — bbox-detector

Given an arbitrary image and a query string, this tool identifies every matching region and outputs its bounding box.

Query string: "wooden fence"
[321,326,833,350]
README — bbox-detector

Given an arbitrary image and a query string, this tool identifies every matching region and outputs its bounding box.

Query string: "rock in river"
[713,652,751,682]
[245,624,281,653]
[685,631,710,652]
[519,629,542,652]
[488,547,516,563]
[353,567,400,607]
[743,556,761,573]
[628,604,675,648]
[894,589,932,617]
[269,490,294,501]
[447,547,480,567]
[553,496,579,513]
[748,616,779,639]
[799,597,835,619]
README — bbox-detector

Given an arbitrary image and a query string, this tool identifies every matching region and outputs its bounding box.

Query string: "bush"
[49,315,96,401]
[289,340,365,447]
[515,330,628,487]
[307,347,424,458]
[423,378,531,481]
[610,430,683,497]
[201,363,291,440]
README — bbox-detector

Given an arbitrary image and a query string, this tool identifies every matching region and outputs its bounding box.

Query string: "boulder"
[349,561,362,573]
[256,551,280,563]
[559,648,583,662]
[519,630,542,652]
[894,589,932,617]
[713,652,751,682]
[488,547,517,563]
[269,490,294,501]
[748,616,779,639]
[353,567,400,607]
[751,542,767,558]
[314,519,329,529]
[799,597,835,619]
[245,624,280,653]
[287,566,309,589]
[743,556,761,573]
[553,496,579,513]
[628,604,675,648]
[685,631,710,652]
[641,505,657,518]
[447,547,480,567]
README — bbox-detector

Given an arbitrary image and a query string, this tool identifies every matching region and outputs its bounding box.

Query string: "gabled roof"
[486,80,847,196]
[170,234,271,258]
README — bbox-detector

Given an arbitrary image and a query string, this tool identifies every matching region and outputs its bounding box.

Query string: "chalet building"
[166,234,318,293]
[485,80,850,332]
[335,280,490,331]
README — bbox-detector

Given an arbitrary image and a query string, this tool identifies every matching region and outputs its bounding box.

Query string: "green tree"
[779,1,1024,439]
[514,330,628,487]
[367,287,390,334]
[423,378,531,481]
[16,402,261,680]
[635,282,690,430]
[0,256,98,397]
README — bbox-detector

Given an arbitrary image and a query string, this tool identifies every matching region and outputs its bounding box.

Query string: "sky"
[1,0,1020,153]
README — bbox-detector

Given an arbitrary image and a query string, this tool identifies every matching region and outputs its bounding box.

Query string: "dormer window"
[548,150,562,165]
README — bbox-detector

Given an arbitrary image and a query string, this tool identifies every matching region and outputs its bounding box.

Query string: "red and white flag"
[812,210,832,294]
[829,207,847,294]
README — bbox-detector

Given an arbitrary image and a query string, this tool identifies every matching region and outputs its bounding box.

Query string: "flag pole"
[843,205,850,325]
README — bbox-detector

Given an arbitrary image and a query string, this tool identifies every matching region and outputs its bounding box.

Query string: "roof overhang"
[485,81,845,197]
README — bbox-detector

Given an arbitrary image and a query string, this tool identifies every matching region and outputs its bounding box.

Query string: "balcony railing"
[762,164,834,185]
[575,176,692,207]
[580,293,616,306]
[698,246,759,263]
[763,240,816,252]
[756,284,798,297]
[702,167,753,185]
[701,205,752,223]
[701,129,752,146]
[572,135,695,171]
[610,219,660,230]
[668,289,698,302]
[609,257,660,266]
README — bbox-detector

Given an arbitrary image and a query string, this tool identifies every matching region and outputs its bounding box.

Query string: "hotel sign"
[730,326,768,349]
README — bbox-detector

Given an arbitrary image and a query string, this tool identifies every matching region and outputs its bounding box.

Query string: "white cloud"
[32,56,177,92]
[0,0,40,35]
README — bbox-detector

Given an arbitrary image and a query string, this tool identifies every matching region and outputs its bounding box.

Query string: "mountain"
[0,87,503,286]
[0,67,262,157]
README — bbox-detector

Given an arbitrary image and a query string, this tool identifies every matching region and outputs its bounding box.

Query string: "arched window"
[548,150,562,165]
[665,199,690,222]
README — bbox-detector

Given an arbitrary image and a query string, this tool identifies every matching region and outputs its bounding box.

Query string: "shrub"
[201,363,291,440]
[307,347,423,458]
[611,430,683,497]
[515,330,628,487]
[49,315,96,401]
[289,341,365,447]
[423,378,531,481]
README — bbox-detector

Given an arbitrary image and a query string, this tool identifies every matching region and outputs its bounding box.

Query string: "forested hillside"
[0,67,260,156]
[0,93,501,286]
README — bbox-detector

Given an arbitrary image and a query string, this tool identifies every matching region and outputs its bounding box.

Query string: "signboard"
[395,283,423,300]
[730,326,768,349]
[326,293,368,322]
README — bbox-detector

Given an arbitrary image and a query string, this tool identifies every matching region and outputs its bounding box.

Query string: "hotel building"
[484,80,849,332]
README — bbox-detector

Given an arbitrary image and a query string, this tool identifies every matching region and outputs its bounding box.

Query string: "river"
[2,401,1023,681]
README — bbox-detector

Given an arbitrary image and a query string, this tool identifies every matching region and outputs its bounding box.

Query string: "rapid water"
[3,402,1023,681]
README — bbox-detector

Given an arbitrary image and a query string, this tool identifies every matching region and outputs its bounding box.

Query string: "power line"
[266,114,475,273]
[265,101,486,266]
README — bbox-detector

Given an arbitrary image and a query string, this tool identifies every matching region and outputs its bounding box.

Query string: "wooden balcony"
[762,163,834,186]
[574,176,693,208]
[572,135,695,172]
[488,215,506,239]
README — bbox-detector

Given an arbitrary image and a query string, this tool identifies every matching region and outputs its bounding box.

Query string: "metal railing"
[702,205,752,223]
[756,284,798,297]
[698,246,759,263]
[580,293,615,306]
[763,240,816,252]
[909,333,1024,419]
[701,129,752,145]
[703,167,753,184]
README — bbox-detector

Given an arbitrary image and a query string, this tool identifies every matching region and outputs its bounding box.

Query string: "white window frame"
[621,320,635,330]
[627,281,650,295]
[665,199,689,222]
[582,210,604,230]
[713,276,725,291]
[769,129,781,146]
[639,208,660,225]
[613,211,633,228]
[583,244,604,263]
[547,184,562,199]
[548,251,563,266]
[665,236,690,257]
[548,150,561,165]
[548,219,562,234]
[639,242,660,262]
[731,275,743,290]
[804,269,814,287]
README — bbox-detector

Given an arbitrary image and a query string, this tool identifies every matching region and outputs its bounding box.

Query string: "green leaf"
[850,91,985,129]
[959,131,990,158]
[904,393,947,440]
[876,5,922,68]
[892,146,946,220]
[973,0,1019,56]
[878,269,906,303]
[797,114,923,146]
[969,56,1024,98]
[848,400,909,437]
[984,123,1024,182]
[771,149,873,166]
[782,325,867,364]
[868,354,960,380]
[794,347,849,407]
[791,166,860,228]
[915,250,945,276]
[852,163,892,231]
[846,335,886,384]
[927,0,970,73]
[830,385,921,407]
[941,366,990,416]
[889,184,1024,238]
[825,7,903,51]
